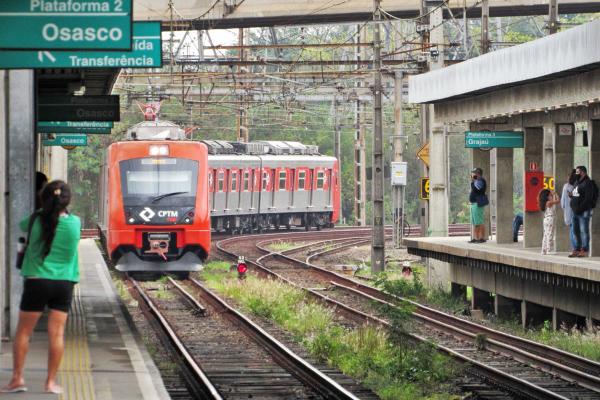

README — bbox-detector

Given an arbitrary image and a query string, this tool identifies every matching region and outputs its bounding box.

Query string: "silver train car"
[204,140,340,233]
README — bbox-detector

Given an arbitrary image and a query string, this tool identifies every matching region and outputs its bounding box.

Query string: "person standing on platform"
[569,166,598,258]
[1,181,80,395]
[539,189,560,255]
[469,167,489,243]
[561,169,578,252]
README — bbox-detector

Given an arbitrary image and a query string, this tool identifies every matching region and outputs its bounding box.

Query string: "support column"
[0,71,6,343]
[429,125,448,236]
[426,4,445,237]
[554,124,575,252]
[495,148,514,243]
[521,300,527,328]
[354,25,367,226]
[7,70,35,336]
[589,120,600,256]
[524,127,544,248]
[472,148,491,238]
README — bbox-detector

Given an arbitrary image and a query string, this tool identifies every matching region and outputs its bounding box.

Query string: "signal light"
[236,256,247,279]
[149,144,169,156]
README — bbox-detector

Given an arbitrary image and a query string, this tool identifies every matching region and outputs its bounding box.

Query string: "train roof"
[201,140,320,156]
[126,120,186,141]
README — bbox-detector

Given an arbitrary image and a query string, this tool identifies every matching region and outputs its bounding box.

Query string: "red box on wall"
[525,171,544,212]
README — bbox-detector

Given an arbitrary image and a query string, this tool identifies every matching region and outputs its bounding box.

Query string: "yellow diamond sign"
[417,142,430,167]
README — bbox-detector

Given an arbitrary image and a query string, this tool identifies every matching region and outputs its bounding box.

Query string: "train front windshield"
[119,158,199,206]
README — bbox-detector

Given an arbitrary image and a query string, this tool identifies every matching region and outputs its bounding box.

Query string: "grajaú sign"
[38,95,120,122]
[465,131,524,148]
[0,0,133,50]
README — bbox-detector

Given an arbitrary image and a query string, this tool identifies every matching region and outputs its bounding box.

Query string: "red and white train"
[99,119,340,272]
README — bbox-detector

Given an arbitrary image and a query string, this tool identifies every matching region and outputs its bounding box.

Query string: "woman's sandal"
[0,385,28,393]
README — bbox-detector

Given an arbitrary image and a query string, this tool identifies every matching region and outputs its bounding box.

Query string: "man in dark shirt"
[469,167,488,243]
[569,166,595,257]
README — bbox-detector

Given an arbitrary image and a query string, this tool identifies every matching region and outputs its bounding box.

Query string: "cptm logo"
[139,207,156,222]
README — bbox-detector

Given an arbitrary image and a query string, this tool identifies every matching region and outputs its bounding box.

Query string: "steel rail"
[184,277,361,400]
[272,245,600,390]
[330,281,600,395]
[216,238,569,400]
[128,278,222,400]
[216,233,600,399]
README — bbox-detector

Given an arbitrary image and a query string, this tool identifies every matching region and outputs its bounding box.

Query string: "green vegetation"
[268,241,297,252]
[203,270,460,399]
[488,318,600,362]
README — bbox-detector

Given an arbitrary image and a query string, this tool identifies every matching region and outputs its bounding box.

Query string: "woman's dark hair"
[568,169,578,186]
[35,171,48,210]
[538,189,551,212]
[39,180,71,257]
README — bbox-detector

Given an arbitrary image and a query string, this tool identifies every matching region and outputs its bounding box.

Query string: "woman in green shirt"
[1,180,80,395]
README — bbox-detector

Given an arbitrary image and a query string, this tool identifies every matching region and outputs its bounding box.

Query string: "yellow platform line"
[59,284,96,400]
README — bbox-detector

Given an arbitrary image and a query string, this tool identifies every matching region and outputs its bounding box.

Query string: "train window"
[262,171,269,191]
[278,170,287,191]
[217,171,225,192]
[243,170,250,191]
[119,158,198,205]
[231,171,238,192]
[298,171,306,190]
[316,171,325,190]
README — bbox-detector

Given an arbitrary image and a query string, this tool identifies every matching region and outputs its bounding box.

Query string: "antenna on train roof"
[137,102,161,122]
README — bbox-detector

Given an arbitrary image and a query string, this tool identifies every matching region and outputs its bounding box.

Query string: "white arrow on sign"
[38,51,56,63]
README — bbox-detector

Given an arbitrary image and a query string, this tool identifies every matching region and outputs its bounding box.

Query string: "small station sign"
[0,21,161,69]
[42,134,88,147]
[420,178,430,200]
[37,121,113,134]
[38,95,120,122]
[0,0,133,50]
[465,131,524,148]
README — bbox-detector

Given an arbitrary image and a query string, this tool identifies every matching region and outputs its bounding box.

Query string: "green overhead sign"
[0,21,161,69]
[42,134,87,147]
[465,131,524,148]
[0,0,132,50]
[38,95,120,122]
[37,121,113,134]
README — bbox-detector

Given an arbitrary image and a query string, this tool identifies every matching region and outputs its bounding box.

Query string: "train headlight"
[128,217,136,223]
[149,144,169,156]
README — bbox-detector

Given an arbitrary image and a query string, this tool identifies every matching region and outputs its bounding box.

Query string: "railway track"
[216,229,600,400]
[127,274,375,400]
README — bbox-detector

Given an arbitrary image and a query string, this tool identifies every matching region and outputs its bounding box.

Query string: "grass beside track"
[376,270,600,364]
[200,262,461,400]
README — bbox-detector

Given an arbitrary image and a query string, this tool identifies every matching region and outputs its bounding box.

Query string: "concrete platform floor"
[0,239,170,399]
[404,236,600,282]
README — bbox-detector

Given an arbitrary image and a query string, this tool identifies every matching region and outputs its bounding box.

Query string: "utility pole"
[393,71,405,248]
[481,0,490,54]
[371,0,385,273]
[354,25,367,226]
[419,1,430,237]
[237,28,248,142]
[548,0,559,34]
[333,94,342,219]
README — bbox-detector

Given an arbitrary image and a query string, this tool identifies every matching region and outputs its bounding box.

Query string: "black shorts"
[20,279,75,313]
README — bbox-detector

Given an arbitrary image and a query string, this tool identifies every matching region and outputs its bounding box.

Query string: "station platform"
[0,239,170,400]
[405,236,600,323]
[405,236,600,282]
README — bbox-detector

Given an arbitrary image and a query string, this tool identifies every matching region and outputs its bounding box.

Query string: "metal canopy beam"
[133,0,600,29]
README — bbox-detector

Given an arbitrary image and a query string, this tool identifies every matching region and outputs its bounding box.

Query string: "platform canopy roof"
[134,0,600,29]
[408,18,600,104]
